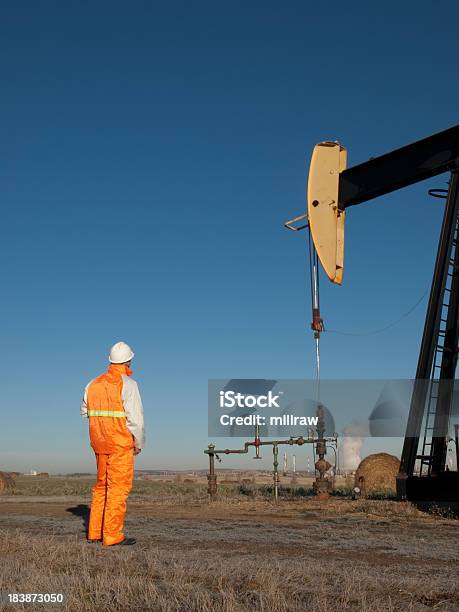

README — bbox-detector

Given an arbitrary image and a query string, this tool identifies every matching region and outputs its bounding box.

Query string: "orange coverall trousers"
[88,448,134,545]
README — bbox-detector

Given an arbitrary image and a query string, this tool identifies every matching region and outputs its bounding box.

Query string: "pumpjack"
[286,125,459,502]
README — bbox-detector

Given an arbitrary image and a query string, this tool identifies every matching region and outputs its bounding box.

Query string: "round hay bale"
[354,453,400,496]
[0,471,16,493]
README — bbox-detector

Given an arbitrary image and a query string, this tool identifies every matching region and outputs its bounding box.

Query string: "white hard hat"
[109,341,135,364]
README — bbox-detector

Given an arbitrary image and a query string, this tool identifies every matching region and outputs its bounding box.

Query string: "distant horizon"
[5,445,403,476]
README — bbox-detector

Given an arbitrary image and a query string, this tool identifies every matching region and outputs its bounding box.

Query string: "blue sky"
[1,1,459,472]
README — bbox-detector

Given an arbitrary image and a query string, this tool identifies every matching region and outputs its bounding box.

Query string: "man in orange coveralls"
[81,341,145,546]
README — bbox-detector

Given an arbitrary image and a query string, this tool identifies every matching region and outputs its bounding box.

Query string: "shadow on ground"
[66,504,90,532]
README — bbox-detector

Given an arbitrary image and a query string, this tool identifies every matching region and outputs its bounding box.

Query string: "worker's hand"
[134,447,141,456]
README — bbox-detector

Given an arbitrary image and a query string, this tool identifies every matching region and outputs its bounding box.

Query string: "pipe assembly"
[204,427,337,501]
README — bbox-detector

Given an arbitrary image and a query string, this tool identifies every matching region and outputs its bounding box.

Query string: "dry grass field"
[0,477,458,611]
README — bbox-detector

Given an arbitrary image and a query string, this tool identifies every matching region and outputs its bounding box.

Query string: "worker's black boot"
[118,537,136,546]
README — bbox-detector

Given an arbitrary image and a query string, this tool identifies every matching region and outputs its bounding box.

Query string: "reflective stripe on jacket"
[81,363,145,453]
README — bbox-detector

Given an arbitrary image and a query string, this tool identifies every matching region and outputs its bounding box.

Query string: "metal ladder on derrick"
[417,188,459,476]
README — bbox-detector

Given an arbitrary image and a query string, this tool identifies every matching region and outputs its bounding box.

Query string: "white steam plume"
[341,422,368,470]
